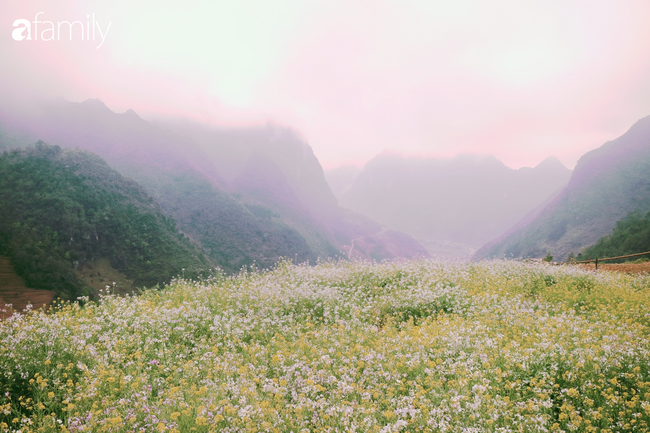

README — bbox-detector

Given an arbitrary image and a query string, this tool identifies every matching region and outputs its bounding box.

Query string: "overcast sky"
[3,0,650,169]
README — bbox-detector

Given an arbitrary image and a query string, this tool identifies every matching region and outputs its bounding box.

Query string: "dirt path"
[0,256,55,319]
[576,261,650,275]
[348,229,388,260]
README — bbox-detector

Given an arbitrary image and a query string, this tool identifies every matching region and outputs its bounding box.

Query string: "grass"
[1,259,650,432]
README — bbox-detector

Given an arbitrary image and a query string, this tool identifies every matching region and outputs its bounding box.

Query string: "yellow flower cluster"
[1,259,649,432]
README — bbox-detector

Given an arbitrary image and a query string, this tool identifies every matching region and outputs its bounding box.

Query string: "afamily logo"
[12,12,112,48]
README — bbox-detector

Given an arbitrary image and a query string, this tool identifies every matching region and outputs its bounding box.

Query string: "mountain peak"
[80,98,111,113]
[123,109,141,120]
[628,114,650,133]
[474,114,650,261]
[534,156,569,172]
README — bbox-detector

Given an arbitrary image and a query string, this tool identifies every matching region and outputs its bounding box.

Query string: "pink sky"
[2,0,650,170]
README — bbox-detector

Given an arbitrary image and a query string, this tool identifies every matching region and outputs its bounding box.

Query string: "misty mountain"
[474,115,650,261]
[0,99,324,270]
[158,119,430,261]
[0,143,210,299]
[0,99,428,269]
[331,153,571,258]
[165,122,338,212]
[324,165,362,199]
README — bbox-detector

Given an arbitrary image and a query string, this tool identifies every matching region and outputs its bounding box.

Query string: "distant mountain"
[324,165,362,199]
[0,99,428,268]
[332,153,571,258]
[474,115,650,261]
[0,143,210,300]
[159,120,430,261]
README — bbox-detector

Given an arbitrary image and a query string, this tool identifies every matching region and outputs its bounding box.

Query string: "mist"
[327,153,572,258]
[3,0,650,170]
[3,1,650,263]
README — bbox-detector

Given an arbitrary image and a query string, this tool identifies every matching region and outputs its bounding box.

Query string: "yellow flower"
[567,388,580,398]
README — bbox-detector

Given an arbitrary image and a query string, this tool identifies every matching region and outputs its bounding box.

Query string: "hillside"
[0,256,55,318]
[0,99,428,266]
[2,259,649,431]
[150,118,431,261]
[475,115,650,261]
[0,101,332,269]
[333,153,571,258]
[0,143,210,300]
[577,211,650,261]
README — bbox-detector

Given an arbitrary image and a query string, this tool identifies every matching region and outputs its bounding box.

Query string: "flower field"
[2,260,650,433]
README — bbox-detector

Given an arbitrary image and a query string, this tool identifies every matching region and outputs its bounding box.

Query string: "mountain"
[474,115,650,261]
[324,165,362,199]
[158,120,430,261]
[0,143,211,300]
[332,153,571,258]
[164,122,342,258]
[0,98,428,268]
[0,98,325,271]
[577,211,650,262]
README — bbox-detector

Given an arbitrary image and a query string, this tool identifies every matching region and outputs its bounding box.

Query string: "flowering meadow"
[2,260,650,433]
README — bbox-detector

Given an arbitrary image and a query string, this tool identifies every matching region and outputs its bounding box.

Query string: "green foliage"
[0,142,211,299]
[377,297,456,326]
[523,272,558,296]
[570,275,595,293]
[543,252,553,262]
[129,169,317,273]
[2,260,650,431]
[475,117,650,261]
[579,211,650,262]
[244,203,276,220]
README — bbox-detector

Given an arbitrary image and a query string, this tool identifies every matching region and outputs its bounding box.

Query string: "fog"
[3,1,650,260]
[2,0,650,170]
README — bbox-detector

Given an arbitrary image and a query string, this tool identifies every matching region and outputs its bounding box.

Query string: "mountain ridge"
[0,98,429,269]
[473,114,650,260]
[0,142,211,300]
[331,152,571,258]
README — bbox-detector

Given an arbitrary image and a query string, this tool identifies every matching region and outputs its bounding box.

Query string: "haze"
[2,0,650,170]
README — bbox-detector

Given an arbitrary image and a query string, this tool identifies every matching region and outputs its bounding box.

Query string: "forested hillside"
[475,115,650,261]
[0,142,210,299]
[0,99,428,266]
[0,100,338,269]
[578,211,650,261]
[163,120,429,261]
